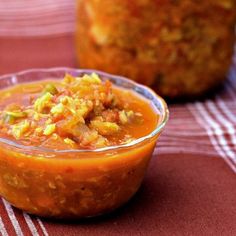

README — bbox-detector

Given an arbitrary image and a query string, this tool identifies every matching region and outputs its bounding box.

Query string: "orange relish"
[0,73,158,150]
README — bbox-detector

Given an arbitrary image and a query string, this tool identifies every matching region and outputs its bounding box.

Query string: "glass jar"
[76,0,236,98]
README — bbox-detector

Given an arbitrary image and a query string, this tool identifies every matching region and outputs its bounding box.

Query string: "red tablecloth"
[0,1,236,236]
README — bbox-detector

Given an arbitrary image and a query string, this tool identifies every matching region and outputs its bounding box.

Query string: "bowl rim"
[0,67,169,154]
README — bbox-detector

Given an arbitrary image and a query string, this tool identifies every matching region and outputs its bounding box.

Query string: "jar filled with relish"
[76,0,236,98]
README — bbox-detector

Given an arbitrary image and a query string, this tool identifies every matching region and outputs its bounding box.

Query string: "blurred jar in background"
[76,0,236,98]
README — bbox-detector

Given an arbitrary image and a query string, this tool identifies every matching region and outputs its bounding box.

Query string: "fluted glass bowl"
[0,68,168,218]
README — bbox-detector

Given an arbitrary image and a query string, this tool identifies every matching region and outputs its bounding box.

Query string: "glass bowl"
[0,68,169,218]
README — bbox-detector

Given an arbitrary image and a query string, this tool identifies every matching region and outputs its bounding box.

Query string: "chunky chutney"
[0,72,164,218]
[0,73,158,150]
[76,0,236,98]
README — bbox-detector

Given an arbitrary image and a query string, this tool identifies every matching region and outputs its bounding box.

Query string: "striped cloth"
[0,1,236,235]
[159,68,236,172]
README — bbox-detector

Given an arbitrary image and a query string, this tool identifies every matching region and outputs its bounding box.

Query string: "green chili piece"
[43,84,58,95]
[6,111,27,118]
[3,114,16,124]
[3,111,27,124]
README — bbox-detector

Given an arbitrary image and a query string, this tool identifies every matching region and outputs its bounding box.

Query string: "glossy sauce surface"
[0,74,158,150]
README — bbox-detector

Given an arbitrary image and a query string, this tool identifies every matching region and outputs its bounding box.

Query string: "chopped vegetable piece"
[90,120,120,136]
[33,112,40,121]
[3,110,27,124]
[34,92,53,113]
[44,124,56,136]
[5,111,27,118]
[12,121,30,139]
[119,111,128,124]
[51,103,65,115]
[3,114,16,124]
[64,138,75,145]
[43,84,58,95]
[35,127,43,133]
